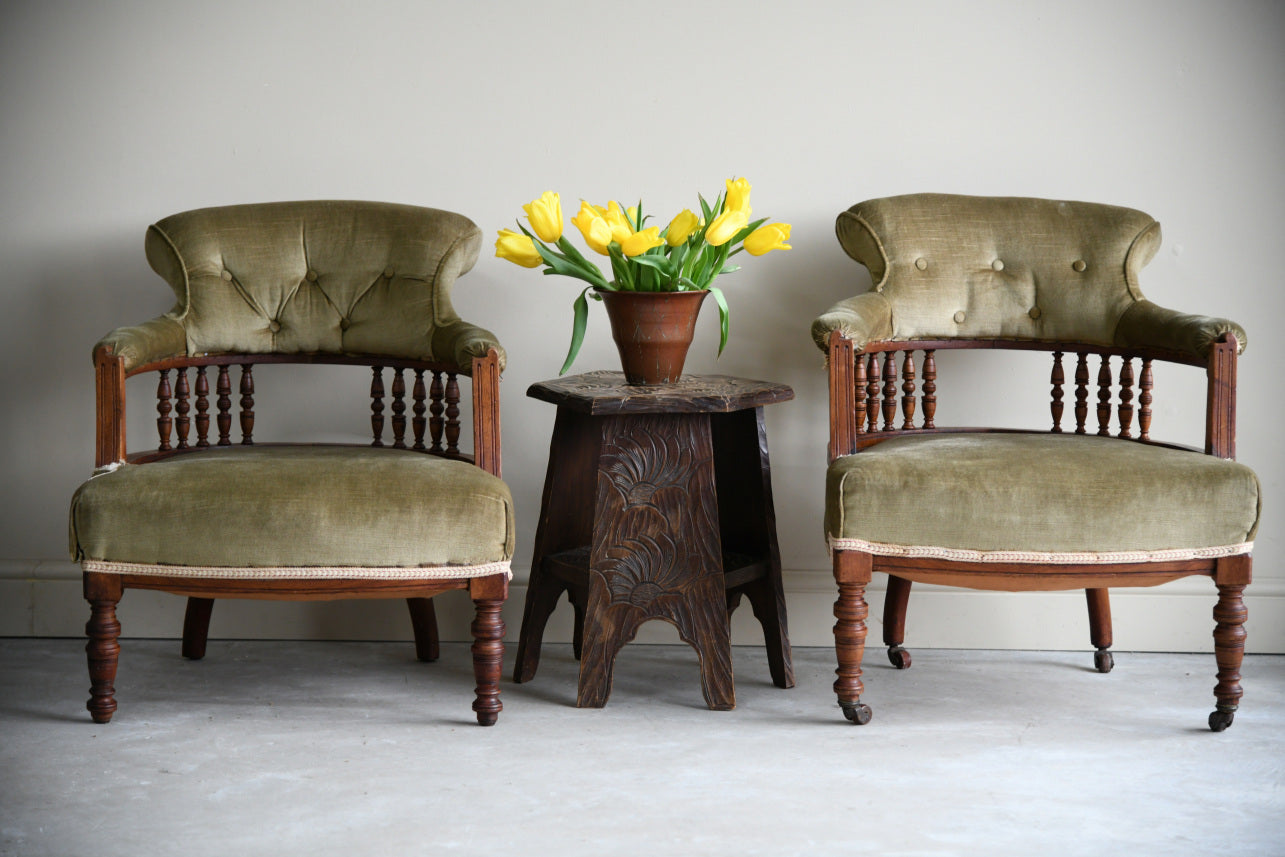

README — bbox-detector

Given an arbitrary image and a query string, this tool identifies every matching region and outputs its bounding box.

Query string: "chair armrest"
[432,321,507,375]
[94,315,187,371]
[1114,300,1247,360]
[811,292,895,352]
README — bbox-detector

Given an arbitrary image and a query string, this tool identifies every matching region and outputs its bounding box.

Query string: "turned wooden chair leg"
[84,573,123,723]
[406,597,440,662]
[833,551,873,724]
[883,574,913,669]
[1085,588,1114,673]
[181,597,214,660]
[1210,582,1248,732]
[469,575,507,726]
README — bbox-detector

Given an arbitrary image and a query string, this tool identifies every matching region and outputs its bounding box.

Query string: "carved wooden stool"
[513,372,795,709]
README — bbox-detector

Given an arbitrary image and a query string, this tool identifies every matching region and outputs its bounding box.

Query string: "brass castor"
[887,646,911,669]
[1093,648,1114,673]
[841,702,872,725]
[1208,709,1235,732]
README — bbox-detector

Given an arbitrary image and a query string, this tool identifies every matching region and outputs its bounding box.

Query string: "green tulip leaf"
[560,286,592,375]
[709,286,730,357]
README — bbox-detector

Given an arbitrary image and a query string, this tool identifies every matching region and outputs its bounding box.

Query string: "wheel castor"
[1208,709,1235,732]
[888,646,911,670]
[1093,648,1114,674]
[840,702,872,725]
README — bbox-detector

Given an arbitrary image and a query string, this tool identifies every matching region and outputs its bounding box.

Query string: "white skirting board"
[3,560,1282,652]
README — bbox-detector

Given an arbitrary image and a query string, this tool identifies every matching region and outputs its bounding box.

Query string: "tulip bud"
[522,191,563,243]
[494,229,543,268]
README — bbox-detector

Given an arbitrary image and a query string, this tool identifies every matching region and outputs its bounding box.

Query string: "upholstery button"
[306,270,318,282]
[953,310,966,324]
[339,318,351,331]
[221,270,232,281]
[268,320,281,333]
[1072,260,1087,272]
[384,267,395,278]
[915,257,928,271]
[992,259,1004,272]
[1029,306,1042,320]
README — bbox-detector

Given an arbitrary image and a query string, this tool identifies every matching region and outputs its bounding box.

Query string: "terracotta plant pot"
[597,289,709,385]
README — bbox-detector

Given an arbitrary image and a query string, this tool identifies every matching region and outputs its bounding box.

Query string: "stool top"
[528,371,794,415]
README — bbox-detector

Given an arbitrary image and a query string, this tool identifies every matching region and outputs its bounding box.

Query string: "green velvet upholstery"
[98,201,504,374]
[812,194,1247,359]
[826,434,1260,555]
[70,446,514,568]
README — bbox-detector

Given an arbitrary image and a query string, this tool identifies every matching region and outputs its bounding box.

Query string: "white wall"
[2,0,1281,652]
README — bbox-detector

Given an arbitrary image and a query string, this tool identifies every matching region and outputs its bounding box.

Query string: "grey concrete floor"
[1,639,1282,857]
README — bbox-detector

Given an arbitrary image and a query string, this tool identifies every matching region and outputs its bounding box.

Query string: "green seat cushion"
[826,434,1259,556]
[70,446,514,569]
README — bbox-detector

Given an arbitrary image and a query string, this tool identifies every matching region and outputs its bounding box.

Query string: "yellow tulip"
[620,226,664,257]
[570,200,612,255]
[494,229,543,268]
[522,191,563,243]
[704,208,749,247]
[604,201,634,245]
[724,177,752,217]
[744,222,792,256]
[665,209,700,246]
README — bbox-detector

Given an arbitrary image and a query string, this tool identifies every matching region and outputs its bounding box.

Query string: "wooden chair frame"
[825,329,1251,730]
[83,343,509,725]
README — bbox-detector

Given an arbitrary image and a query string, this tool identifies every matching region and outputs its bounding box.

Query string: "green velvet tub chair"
[814,194,1259,730]
[68,201,513,725]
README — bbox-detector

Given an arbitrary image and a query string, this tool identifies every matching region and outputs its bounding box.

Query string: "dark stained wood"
[1050,350,1065,432]
[156,369,172,451]
[852,338,867,439]
[181,597,214,660]
[515,373,795,709]
[175,368,191,449]
[429,370,445,454]
[1086,588,1113,673]
[445,374,461,457]
[406,597,440,662]
[1117,358,1134,439]
[216,365,232,445]
[1074,352,1089,434]
[84,572,123,723]
[882,575,912,669]
[865,354,879,433]
[832,550,872,724]
[921,350,937,429]
[470,351,503,478]
[1206,335,1238,458]
[195,365,210,447]
[881,351,897,430]
[1139,358,1154,442]
[238,364,254,444]
[391,368,407,449]
[900,351,917,429]
[370,366,385,447]
[412,369,427,451]
[468,574,508,726]
[94,349,127,467]
[1096,356,1113,436]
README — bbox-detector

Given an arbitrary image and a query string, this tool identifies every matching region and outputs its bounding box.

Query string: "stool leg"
[512,568,564,683]
[741,578,794,688]
[182,597,214,660]
[883,575,912,669]
[84,572,123,724]
[1086,588,1114,673]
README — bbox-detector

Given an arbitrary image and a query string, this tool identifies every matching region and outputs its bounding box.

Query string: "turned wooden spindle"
[854,353,867,434]
[156,369,173,451]
[391,368,407,449]
[1096,356,1113,436]
[832,580,870,724]
[470,597,506,726]
[1117,357,1134,439]
[900,352,917,429]
[216,365,232,445]
[412,369,428,450]
[429,371,445,453]
[238,365,254,444]
[1074,352,1089,434]
[881,352,898,431]
[1139,358,1154,441]
[370,366,385,447]
[195,366,210,447]
[1050,350,1065,432]
[85,591,122,724]
[174,368,190,449]
[921,350,937,429]
[865,354,879,433]
[1210,582,1248,731]
[445,373,461,456]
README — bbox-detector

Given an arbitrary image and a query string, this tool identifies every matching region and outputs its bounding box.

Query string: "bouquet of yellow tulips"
[496,177,791,374]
